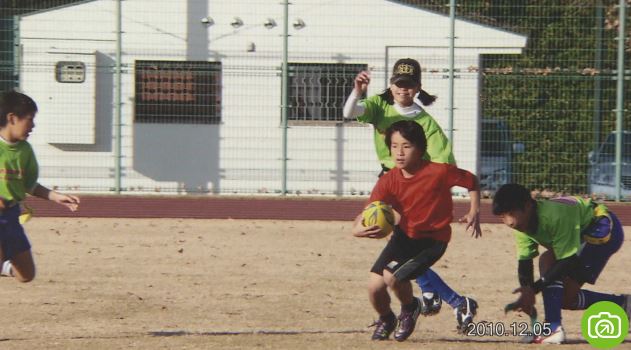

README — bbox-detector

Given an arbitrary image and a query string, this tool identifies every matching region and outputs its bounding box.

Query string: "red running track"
[22,195,631,225]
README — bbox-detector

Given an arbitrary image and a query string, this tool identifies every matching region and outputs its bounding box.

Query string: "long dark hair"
[378,87,437,106]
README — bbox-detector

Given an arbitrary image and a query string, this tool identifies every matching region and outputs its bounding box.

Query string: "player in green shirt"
[344,58,476,333]
[0,90,80,283]
[493,183,631,344]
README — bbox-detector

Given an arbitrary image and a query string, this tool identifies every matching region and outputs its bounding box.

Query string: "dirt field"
[1,218,630,349]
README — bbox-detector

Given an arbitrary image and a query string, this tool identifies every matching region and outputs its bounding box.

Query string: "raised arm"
[343,70,370,119]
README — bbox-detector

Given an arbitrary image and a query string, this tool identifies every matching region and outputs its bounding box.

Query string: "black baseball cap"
[390,58,421,85]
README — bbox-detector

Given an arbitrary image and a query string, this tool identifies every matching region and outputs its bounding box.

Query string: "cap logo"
[394,63,414,75]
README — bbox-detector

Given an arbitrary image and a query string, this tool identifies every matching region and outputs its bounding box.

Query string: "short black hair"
[0,90,37,127]
[385,120,427,155]
[492,183,534,215]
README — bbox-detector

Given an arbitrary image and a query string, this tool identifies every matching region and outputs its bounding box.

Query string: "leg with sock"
[534,281,566,344]
[416,268,464,309]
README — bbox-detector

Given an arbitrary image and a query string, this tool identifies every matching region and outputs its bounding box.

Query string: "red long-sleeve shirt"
[369,161,476,242]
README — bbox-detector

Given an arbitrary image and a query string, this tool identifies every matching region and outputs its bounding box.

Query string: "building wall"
[18,0,526,195]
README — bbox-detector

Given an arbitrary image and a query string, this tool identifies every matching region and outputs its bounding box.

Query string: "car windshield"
[599,133,631,158]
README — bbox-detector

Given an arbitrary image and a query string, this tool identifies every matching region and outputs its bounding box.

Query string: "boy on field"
[493,183,631,344]
[352,120,481,341]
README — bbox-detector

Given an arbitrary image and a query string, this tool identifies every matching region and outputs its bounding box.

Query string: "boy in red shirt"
[352,120,481,341]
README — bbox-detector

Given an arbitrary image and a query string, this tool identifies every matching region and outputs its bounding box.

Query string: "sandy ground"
[0,218,630,349]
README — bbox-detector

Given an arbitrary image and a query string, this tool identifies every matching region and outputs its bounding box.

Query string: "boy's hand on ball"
[353,224,384,239]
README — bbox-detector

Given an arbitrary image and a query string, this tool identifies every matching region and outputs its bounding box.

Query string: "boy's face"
[389,131,422,170]
[7,113,35,142]
[498,201,534,233]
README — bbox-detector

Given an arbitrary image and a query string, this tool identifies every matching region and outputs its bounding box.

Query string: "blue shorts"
[572,212,624,285]
[0,204,31,260]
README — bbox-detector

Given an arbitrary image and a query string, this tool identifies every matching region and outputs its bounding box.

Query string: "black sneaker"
[454,297,478,334]
[394,297,422,342]
[420,293,442,316]
[369,313,397,340]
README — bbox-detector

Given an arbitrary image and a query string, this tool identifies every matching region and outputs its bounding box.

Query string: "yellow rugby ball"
[362,201,395,237]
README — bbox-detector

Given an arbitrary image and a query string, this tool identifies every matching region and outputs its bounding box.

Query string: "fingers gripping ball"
[362,201,395,238]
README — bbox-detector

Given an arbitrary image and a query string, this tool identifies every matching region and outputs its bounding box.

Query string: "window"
[135,60,221,124]
[55,61,85,83]
[288,63,366,123]
[599,133,631,159]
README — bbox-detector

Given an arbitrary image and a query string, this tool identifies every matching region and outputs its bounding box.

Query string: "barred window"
[288,63,366,123]
[134,60,221,124]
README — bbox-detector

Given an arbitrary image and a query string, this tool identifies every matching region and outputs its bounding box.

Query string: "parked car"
[588,130,631,199]
[479,119,524,193]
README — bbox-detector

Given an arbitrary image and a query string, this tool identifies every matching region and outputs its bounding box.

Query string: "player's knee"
[368,274,387,294]
[14,268,35,283]
[383,273,398,288]
[16,274,34,283]
[561,290,581,310]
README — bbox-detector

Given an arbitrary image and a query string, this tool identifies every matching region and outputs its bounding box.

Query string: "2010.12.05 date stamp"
[465,321,552,337]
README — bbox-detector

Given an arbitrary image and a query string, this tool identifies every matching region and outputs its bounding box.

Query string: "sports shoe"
[0,260,12,277]
[369,313,397,340]
[394,297,422,342]
[420,292,442,316]
[532,325,566,344]
[454,297,478,334]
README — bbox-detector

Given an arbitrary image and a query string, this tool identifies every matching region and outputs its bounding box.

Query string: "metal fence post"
[115,0,123,194]
[280,0,289,195]
[447,0,456,143]
[614,0,627,201]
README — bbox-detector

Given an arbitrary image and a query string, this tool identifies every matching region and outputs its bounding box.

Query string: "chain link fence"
[0,0,628,198]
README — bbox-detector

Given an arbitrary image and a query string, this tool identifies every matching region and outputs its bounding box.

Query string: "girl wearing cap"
[343,58,477,333]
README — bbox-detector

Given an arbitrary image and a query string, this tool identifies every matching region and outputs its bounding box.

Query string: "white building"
[17,0,527,195]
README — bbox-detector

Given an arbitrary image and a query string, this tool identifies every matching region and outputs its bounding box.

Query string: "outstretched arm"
[458,178,481,238]
[30,184,80,212]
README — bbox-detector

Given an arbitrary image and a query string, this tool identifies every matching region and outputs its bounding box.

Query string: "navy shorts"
[570,212,624,285]
[370,227,447,281]
[0,204,31,260]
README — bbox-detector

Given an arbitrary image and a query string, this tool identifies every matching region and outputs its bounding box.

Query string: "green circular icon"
[581,301,629,349]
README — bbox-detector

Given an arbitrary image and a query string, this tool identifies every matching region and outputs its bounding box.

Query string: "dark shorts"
[370,227,447,281]
[0,205,31,260]
[569,212,624,285]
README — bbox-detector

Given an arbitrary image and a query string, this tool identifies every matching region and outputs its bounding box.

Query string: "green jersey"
[514,197,598,261]
[0,140,39,203]
[357,95,455,169]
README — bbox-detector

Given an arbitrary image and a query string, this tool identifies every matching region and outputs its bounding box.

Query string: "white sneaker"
[0,260,12,277]
[532,325,566,344]
[419,292,442,316]
[454,297,478,334]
